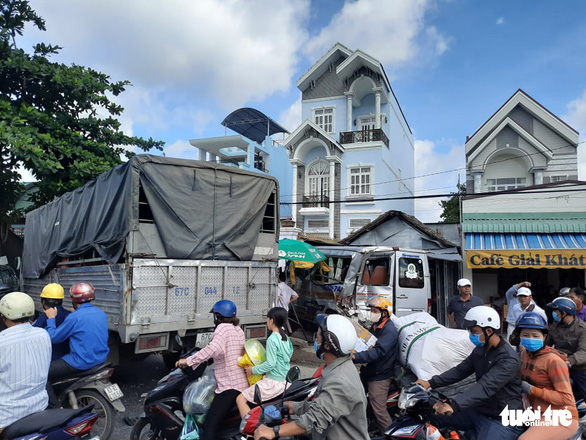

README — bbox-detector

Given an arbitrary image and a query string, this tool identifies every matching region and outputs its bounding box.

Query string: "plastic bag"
[237,339,267,386]
[180,414,201,440]
[183,366,217,415]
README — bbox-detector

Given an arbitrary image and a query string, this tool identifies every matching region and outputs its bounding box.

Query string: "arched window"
[305,159,330,207]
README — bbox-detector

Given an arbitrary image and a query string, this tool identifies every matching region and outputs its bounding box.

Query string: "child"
[236,307,294,417]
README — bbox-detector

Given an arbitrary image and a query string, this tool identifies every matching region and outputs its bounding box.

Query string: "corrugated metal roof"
[465,233,586,250]
[462,212,586,233]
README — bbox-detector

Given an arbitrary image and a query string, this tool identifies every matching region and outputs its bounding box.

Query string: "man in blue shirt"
[45,282,109,407]
[33,283,71,360]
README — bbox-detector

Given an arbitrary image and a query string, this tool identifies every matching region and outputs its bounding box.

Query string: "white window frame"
[305,159,330,198]
[347,165,373,197]
[313,107,335,134]
[486,177,526,192]
[550,175,568,183]
[358,114,376,131]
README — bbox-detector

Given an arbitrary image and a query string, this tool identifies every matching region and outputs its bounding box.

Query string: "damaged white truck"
[22,155,279,366]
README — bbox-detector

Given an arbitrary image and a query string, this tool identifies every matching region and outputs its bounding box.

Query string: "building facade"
[284,43,415,240]
[461,90,583,307]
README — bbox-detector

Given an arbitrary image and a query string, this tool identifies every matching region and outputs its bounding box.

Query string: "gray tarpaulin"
[23,155,277,278]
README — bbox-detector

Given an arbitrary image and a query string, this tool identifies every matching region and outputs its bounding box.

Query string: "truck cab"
[341,247,431,318]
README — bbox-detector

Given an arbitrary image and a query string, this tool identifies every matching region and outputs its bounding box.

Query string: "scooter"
[0,406,99,440]
[52,363,125,440]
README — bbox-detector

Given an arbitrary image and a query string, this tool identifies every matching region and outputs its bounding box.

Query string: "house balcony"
[299,195,330,216]
[339,128,389,147]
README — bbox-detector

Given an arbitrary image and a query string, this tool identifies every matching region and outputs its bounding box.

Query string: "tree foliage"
[0,0,163,226]
[438,183,466,223]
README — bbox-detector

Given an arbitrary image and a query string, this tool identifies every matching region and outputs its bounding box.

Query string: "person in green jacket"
[237,307,294,417]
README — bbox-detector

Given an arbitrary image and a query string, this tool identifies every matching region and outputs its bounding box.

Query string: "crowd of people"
[2,274,586,440]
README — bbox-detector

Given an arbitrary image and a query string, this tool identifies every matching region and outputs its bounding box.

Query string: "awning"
[465,233,586,269]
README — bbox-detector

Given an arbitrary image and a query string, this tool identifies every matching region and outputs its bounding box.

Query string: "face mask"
[469,333,485,347]
[370,311,381,323]
[520,337,544,352]
[552,311,562,322]
[314,341,324,360]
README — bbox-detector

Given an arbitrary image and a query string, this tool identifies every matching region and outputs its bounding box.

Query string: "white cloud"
[496,17,505,25]
[279,100,302,134]
[26,0,310,110]
[563,89,586,181]
[414,139,465,222]
[164,140,199,160]
[304,0,450,70]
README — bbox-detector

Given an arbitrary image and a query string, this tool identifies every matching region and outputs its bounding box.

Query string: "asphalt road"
[110,338,320,439]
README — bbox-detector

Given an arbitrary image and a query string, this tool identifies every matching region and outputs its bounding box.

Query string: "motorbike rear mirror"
[286,366,300,384]
[174,334,184,348]
[253,384,262,405]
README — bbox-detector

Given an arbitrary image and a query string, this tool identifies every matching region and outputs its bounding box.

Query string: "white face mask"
[370,311,381,323]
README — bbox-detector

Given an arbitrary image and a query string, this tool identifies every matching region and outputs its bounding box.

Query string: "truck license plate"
[104,383,124,401]
[196,331,214,347]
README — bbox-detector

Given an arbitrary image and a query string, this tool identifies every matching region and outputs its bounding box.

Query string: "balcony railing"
[302,194,330,208]
[340,128,389,147]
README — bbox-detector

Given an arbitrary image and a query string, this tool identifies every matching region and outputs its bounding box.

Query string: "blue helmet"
[547,297,577,316]
[516,312,547,330]
[211,300,237,318]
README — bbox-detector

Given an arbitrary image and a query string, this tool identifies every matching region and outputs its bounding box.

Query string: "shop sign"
[466,250,586,269]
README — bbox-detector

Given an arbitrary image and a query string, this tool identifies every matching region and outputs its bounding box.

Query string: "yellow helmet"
[40,283,65,299]
[366,296,393,314]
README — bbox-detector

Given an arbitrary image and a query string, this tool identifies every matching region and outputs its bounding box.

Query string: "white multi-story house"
[284,43,414,240]
[465,89,579,194]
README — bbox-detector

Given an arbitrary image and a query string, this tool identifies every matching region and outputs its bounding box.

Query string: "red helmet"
[69,282,95,304]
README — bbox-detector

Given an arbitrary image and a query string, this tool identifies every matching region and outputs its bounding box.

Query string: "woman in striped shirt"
[517,312,579,440]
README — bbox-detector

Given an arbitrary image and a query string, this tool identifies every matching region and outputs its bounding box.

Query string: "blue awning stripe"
[466,233,586,250]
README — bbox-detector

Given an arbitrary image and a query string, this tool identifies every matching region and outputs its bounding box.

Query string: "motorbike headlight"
[398,390,420,410]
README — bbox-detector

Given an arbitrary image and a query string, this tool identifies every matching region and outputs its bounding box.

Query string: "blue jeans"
[430,409,525,440]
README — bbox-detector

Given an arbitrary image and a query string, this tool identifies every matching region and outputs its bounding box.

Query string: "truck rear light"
[247,326,266,339]
[428,298,432,313]
[136,333,169,353]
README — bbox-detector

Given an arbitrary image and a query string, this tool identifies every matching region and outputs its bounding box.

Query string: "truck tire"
[71,389,115,440]
[130,418,166,440]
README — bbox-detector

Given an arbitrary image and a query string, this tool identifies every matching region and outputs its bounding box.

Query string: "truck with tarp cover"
[22,155,279,365]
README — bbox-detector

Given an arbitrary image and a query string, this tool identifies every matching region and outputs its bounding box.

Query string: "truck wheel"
[163,352,181,370]
[130,418,166,440]
[72,389,115,440]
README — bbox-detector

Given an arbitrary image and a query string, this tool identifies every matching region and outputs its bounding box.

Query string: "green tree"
[438,183,466,223]
[0,0,163,226]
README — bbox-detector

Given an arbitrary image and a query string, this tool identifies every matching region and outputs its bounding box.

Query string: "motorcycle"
[52,362,125,440]
[0,406,99,440]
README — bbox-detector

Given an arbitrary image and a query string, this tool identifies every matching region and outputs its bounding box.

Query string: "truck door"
[354,253,395,319]
[394,252,430,316]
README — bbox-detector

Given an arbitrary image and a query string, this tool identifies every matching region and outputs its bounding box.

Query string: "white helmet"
[0,292,35,321]
[462,306,500,330]
[316,314,357,355]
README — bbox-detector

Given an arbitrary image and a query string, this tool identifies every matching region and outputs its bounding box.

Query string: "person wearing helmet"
[546,296,586,401]
[516,312,579,440]
[567,287,586,323]
[44,282,109,407]
[176,300,248,440]
[253,314,369,440]
[351,296,398,435]
[446,278,483,329]
[0,292,51,432]
[33,283,71,360]
[415,306,524,440]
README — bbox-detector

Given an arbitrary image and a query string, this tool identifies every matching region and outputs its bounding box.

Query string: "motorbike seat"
[1,406,94,439]
[52,362,111,383]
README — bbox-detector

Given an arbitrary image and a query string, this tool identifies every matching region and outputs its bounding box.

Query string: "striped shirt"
[520,346,578,420]
[186,323,249,393]
[0,323,52,428]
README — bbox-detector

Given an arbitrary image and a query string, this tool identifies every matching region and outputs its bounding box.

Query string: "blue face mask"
[469,332,485,347]
[314,341,324,359]
[520,337,544,352]
[552,311,562,322]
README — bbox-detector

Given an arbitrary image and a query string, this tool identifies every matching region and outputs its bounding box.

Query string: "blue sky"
[19,0,586,221]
